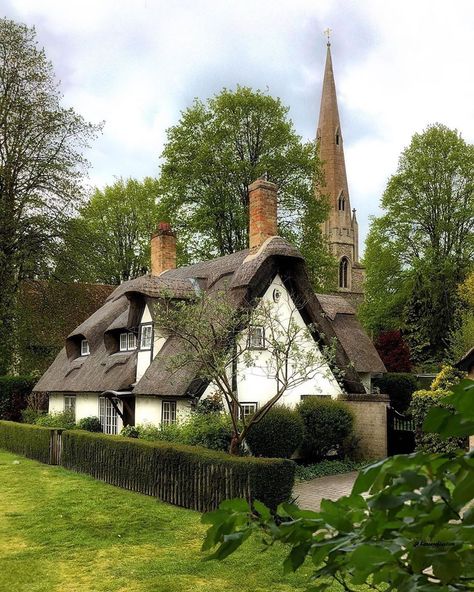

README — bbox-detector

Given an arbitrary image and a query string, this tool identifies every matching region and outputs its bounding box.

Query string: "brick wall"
[339,394,389,459]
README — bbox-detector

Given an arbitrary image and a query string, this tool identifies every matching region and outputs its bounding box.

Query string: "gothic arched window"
[335,127,340,146]
[339,257,349,289]
[338,191,345,211]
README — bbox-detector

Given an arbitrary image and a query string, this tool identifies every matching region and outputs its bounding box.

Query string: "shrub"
[373,372,420,413]
[374,330,412,372]
[409,389,466,453]
[409,364,467,454]
[0,376,37,421]
[120,424,139,438]
[295,459,368,481]
[62,429,295,510]
[35,411,76,430]
[245,406,303,458]
[131,414,233,452]
[181,413,233,452]
[431,364,466,390]
[195,392,224,414]
[296,397,354,461]
[0,420,52,463]
[77,416,102,432]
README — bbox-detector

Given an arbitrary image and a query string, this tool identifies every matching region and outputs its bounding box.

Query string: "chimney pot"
[151,221,176,275]
[248,178,278,250]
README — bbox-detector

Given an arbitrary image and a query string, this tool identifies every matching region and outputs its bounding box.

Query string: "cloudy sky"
[3,0,474,252]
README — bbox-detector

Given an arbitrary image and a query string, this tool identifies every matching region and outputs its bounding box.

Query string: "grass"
[0,449,341,592]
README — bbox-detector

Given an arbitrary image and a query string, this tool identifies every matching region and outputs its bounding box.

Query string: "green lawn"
[0,449,328,592]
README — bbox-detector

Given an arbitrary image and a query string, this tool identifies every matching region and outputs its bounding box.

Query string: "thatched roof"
[35,237,385,396]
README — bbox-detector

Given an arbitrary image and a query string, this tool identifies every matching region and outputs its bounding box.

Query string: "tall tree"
[0,18,100,373]
[159,86,334,289]
[360,124,474,365]
[55,177,162,284]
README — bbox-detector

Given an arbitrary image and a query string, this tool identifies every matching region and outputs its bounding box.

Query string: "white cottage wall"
[134,396,191,426]
[202,274,342,410]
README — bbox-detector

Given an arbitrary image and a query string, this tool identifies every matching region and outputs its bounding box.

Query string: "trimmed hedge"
[297,397,354,461]
[0,420,52,463]
[373,373,420,413]
[61,430,295,511]
[0,375,36,421]
[245,406,303,458]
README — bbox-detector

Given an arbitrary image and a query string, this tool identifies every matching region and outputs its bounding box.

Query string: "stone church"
[316,41,365,307]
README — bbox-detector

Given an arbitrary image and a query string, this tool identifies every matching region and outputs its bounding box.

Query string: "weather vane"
[323,28,332,46]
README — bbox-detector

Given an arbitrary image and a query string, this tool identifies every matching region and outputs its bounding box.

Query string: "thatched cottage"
[35,179,386,435]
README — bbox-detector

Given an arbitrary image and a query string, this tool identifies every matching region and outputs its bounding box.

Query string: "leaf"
[352,459,386,494]
[453,474,474,506]
[253,500,271,521]
[351,544,394,569]
[319,499,353,532]
[205,530,251,561]
[201,508,231,525]
[283,542,310,573]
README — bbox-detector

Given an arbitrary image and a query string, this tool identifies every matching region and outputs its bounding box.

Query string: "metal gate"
[387,408,415,456]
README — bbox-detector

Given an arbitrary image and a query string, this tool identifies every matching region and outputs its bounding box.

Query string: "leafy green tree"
[450,272,474,362]
[0,18,100,373]
[55,177,162,284]
[159,86,334,289]
[361,124,474,364]
[202,378,474,590]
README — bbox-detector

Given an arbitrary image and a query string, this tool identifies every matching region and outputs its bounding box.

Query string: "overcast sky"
[3,0,474,253]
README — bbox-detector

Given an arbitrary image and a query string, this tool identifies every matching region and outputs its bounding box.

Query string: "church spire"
[315,37,364,304]
[317,41,352,229]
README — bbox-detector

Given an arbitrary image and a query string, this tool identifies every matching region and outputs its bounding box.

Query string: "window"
[64,395,76,419]
[99,397,120,435]
[339,257,349,289]
[248,326,265,349]
[335,128,340,145]
[239,403,257,419]
[161,400,177,425]
[80,339,90,356]
[338,192,345,211]
[140,324,153,350]
[120,331,137,352]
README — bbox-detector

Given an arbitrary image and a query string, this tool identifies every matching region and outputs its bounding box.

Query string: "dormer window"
[119,332,137,352]
[80,339,90,356]
[140,324,153,350]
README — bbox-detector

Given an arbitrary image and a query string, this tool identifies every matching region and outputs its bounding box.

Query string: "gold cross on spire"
[323,27,332,46]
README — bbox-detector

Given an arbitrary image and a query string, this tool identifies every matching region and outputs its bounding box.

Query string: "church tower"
[316,38,364,305]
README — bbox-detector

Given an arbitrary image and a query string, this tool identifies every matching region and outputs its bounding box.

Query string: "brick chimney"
[151,222,176,276]
[248,178,278,250]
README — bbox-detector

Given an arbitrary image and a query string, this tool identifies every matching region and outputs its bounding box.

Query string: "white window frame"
[80,339,90,356]
[64,395,76,419]
[128,332,137,350]
[239,402,257,419]
[248,326,265,350]
[99,397,120,435]
[119,331,137,352]
[140,324,153,350]
[161,400,177,425]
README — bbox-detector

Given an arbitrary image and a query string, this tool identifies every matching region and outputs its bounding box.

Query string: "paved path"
[292,471,358,511]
